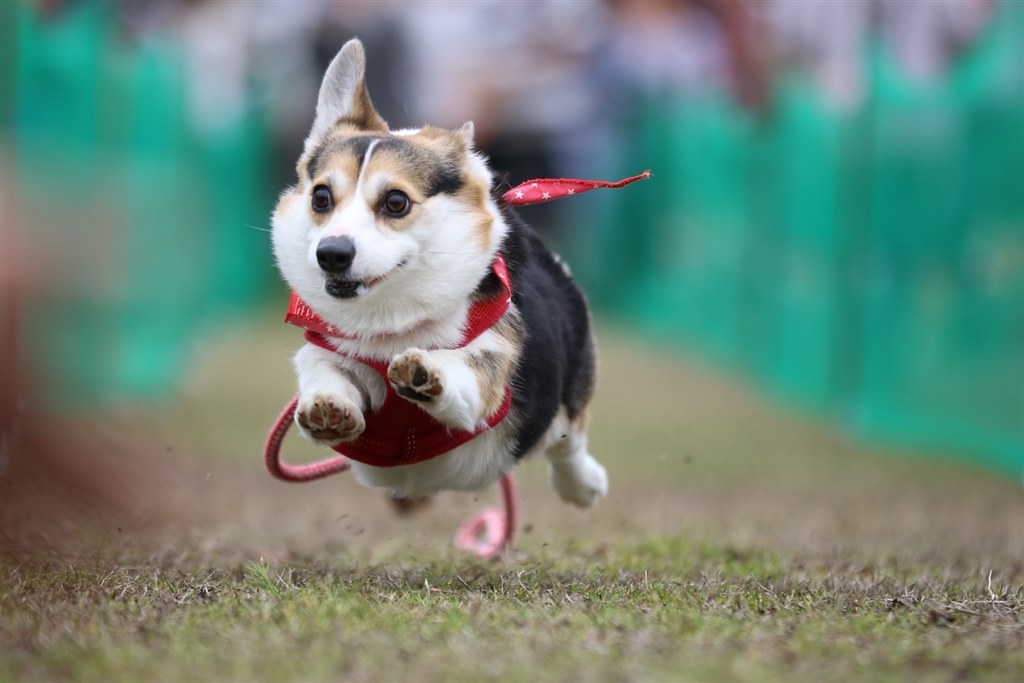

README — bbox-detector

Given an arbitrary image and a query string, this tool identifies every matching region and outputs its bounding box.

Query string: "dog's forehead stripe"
[355,139,380,195]
[307,135,463,198]
[307,135,379,180]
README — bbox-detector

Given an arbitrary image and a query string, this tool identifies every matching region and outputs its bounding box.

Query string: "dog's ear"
[416,122,476,155]
[454,121,476,150]
[309,39,388,140]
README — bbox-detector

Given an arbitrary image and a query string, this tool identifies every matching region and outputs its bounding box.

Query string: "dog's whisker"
[246,223,272,233]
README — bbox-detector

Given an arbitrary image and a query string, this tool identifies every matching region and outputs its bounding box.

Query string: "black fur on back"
[474,206,596,460]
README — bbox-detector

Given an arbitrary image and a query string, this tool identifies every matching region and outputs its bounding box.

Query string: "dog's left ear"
[309,39,388,141]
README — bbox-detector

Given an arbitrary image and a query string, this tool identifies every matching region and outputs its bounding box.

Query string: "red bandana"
[501,171,650,206]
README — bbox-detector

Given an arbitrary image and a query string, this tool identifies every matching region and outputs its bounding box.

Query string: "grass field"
[2,316,1022,682]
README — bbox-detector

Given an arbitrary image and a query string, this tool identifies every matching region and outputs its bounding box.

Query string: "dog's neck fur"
[317,299,472,361]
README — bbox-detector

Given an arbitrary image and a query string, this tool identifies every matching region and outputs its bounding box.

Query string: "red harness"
[283,255,514,467]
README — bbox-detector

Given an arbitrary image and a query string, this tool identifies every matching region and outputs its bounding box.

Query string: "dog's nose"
[316,236,356,274]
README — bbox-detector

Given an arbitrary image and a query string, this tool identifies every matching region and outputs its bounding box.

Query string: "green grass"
[2,320,1022,682]
[3,540,1021,683]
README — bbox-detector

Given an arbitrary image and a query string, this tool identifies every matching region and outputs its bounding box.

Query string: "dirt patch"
[3,320,1020,570]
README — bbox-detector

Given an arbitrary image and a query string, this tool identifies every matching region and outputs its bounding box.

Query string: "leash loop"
[264,396,517,558]
[453,473,517,558]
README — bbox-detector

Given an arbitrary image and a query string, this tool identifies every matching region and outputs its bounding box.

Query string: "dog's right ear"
[309,39,388,141]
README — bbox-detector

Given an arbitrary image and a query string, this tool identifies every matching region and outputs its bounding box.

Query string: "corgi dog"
[270,39,607,509]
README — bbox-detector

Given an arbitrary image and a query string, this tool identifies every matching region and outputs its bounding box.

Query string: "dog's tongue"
[500,171,650,207]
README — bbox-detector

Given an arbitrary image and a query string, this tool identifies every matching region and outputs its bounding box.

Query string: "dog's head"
[272,39,505,337]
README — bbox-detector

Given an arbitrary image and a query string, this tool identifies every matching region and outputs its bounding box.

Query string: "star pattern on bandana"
[501,171,651,207]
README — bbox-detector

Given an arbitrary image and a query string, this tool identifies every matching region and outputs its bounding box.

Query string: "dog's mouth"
[323,277,363,299]
[323,260,407,299]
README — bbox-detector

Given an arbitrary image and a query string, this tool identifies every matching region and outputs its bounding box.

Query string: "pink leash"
[264,395,517,559]
[263,171,650,559]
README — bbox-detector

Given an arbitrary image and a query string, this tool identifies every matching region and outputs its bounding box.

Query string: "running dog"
[271,39,607,509]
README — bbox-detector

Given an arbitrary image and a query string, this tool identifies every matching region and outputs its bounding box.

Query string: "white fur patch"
[540,408,608,508]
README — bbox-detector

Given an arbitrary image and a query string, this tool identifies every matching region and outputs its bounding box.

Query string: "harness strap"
[302,326,515,467]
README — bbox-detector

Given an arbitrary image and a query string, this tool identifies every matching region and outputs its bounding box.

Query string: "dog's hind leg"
[544,409,608,508]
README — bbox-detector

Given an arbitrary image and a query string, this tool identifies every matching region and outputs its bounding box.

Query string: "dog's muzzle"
[316,236,361,299]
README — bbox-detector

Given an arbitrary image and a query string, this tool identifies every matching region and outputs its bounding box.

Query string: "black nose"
[316,236,356,274]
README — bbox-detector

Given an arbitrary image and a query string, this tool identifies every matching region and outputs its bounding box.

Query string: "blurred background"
[1,0,1021,508]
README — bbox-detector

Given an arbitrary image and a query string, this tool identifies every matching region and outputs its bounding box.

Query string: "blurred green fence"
[4,3,1021,478]
[5,2,274,404]
[584,8,1023,478]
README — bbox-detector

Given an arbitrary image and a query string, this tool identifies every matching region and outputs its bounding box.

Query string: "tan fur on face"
[456,180,494,252]
[411,127,494,250]
[294,125,495,248]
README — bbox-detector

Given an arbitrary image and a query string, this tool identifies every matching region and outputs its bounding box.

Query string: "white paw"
[295,393,364,446]
[388,348,444,404]
[550,454,608,508]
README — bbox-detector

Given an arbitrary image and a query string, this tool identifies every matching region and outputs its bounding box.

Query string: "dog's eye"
[311,185,333,213]
[381,190,411,218]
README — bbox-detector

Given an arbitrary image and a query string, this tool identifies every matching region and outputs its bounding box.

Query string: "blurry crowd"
[4,0,1015,475]
[91,0,996,191]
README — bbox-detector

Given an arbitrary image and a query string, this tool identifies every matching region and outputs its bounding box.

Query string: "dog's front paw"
[388,349,443,404]
[295,393,364,445]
